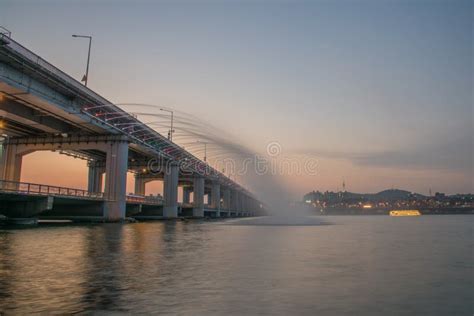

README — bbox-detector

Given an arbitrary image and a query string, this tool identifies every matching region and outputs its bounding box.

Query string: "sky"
[1,0,472,197]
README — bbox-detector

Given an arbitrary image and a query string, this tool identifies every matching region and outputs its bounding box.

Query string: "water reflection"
[80,224,126,312]
[0,225,88,313]
[0,216,472,315]
[0,231,14,303]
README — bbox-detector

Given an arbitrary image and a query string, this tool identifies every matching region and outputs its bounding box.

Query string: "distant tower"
[342,179,346,192]
[429,188,432,196]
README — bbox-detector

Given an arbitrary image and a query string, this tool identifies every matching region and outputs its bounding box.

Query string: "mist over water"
[118,103,301,216]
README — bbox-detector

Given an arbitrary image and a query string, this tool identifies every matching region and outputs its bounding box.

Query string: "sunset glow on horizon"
[2,0,472,197]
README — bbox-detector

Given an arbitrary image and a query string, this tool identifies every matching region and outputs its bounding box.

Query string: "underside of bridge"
[0,34,264,222]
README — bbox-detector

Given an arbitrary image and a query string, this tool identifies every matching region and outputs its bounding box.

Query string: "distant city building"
[302,189,473,214]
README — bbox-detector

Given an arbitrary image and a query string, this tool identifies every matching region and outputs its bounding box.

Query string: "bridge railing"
[0,180,104,199]
[126,194,163,205]
[0,179,167,204]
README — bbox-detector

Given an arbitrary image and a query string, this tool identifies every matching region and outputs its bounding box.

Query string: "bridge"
[0,34,263,222]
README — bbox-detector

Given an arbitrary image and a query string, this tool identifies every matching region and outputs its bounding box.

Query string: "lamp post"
[72,34,92,86]
[197,140,207,162]
[160,108,174,141]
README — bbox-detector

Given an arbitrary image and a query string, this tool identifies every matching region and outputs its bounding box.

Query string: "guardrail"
[126,195,163,205]
[0,179,104,199]
[0,26,11,38]
[0,180,166,205]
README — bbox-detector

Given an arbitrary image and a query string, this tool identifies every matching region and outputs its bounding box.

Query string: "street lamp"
[160,108,174,141]
[72,34,92,86]
[197,140,207,162]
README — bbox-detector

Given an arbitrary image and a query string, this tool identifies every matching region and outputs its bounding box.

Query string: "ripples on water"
[0,216,472,315]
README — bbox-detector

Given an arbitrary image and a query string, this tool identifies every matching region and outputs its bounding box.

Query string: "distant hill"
[370,189,425,201]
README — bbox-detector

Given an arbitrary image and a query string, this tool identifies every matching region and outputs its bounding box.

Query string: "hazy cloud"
[294,135,473,173]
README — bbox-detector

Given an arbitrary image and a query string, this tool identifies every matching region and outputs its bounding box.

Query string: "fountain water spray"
[112,103,312,216]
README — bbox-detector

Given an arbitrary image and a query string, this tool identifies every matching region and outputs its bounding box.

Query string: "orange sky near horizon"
[20,151,471,199]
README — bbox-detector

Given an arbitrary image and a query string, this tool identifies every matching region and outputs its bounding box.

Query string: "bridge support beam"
[134,174,157,196]
[131,172,163,197]
[238,192,243,215]
[103,140,129,221]
[241,194,247,216]
[192,176,205,217]
[248,198,255,216]
[182,186,191,204]
[230,190,239,216]
[0,142,23,182]
[222,188,231,211]
[134,176,146,196]
[88,162,104,193]
[163,162,179,218]
[210,182,220,217]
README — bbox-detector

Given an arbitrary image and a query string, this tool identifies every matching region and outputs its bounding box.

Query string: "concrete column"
[88,163,104,193]
[193,176,205,217]
[134,175,146,196]
[163,162,179,218]
[237,194,243,216]
[87,166,94,192]
[182,186,191,204]
[249,198,255,215]
[0,139,4,179]
[231,190,237,212]
[0,142,22,182]
[210,182,221,217]
[240,194,246,216]
[237,191,243,213]
[103,140,129,221]
[241,195,247,215]
[223,188,231,211]
[96,168,104,192]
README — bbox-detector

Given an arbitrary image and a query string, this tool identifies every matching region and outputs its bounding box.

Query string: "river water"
[0,215,472,315]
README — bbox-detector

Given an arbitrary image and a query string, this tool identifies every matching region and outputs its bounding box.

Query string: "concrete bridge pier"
[0,141,22,183]
[87,162,105,193]
[248,198,255,216]
[183,186,192,204]
[103,140,129,221]
[241,194,247,216]
[134,173,156,196]
[134,175,146,196]
[237,191,244,216]
[221,188,231,217]
[231,190,240,217]
[163,162,179,218]
[247,196,255,216]
[193,176,205,217]
[210,182,220,217]
[1,135,131,221]
[222,187,230,209]
[248,199,254,216]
